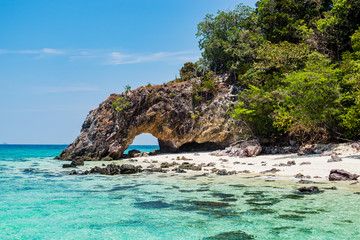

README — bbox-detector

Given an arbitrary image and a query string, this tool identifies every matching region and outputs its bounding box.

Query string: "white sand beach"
[76,143,360,183]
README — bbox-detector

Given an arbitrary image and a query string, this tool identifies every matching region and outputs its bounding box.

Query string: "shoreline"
[64,146,360,189]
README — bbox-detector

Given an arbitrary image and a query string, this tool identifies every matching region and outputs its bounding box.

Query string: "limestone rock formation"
[58,76,239,160]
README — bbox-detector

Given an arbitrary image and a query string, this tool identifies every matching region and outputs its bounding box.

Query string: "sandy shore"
[76,145,360,182]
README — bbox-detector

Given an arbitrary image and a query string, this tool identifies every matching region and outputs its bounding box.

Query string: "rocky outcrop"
[58,76,238,160]
[329,169,359,181]
[210,140,262,157]
[70,164,143,175]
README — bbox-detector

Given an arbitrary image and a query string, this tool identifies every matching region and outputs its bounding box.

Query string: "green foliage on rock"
[112,97,131,112]
[179,62,200,82]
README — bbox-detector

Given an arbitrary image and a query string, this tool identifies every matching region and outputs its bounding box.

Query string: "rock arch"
[58,77,238,160]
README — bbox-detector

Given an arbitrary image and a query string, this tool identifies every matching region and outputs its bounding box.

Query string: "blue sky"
[0,0,257,145]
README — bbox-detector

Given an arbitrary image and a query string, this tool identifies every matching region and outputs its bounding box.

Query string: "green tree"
[316,0,360,59]
[273,53,340,142]
[196,4,262,76]
[256,0,332,44]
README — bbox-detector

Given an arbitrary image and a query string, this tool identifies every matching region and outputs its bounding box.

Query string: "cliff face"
[58,76,239,160]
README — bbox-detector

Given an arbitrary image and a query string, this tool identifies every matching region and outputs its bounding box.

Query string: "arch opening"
[124,133,159,154]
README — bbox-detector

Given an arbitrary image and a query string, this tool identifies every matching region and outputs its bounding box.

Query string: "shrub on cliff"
[112,97,131,112]
[179,62,200,82]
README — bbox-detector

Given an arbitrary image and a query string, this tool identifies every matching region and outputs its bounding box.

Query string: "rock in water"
[62,159,84,168]
[57,76,238,160]
[329,169,359,181]
[297,186,321,194]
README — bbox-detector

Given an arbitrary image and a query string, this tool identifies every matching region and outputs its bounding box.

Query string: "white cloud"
[0,48,200,64]
[41,48,64,54]
[106,50,199,65]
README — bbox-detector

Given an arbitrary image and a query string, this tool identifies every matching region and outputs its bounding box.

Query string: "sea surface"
[1,144,360,239]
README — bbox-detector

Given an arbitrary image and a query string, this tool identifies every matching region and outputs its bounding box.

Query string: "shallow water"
[1,145,360,239]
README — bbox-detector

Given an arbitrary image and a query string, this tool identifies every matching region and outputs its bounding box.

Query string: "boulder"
[329,169,359,181]
[213,140,262,158]
[128,149,141,158]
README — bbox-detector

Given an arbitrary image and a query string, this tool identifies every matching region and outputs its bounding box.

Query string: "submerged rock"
[297,186,321,194]
[329,169,359,181]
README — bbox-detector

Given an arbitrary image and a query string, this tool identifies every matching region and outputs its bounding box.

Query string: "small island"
[58,1,360,185]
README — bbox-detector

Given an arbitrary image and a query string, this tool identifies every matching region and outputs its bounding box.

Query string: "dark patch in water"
[342,220,353,223]
[246,197,280,207]
[282,194,305,200]
[278,214,305,221]
[172,185,180,189]
[134,200,173,209]
[196,187,210,192]
[189,201,231,208]
[111,195,125,199]
[243,191,265,196]
[198,183,210,186]
[203,230,255,240]
[298,228,313,234]
[229,184,248,188]
[220,198,238,202]
[270,226,296,234]
[211,192,235,199]
[43,173,62,178]
[179,189,195,193]
[152,195,165,199]
[245,208,275,214]
[292,210,320,214]
[109,184,144,192]
[173,200,238,218]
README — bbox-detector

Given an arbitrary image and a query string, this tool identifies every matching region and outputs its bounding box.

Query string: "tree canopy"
[193,0,360,143]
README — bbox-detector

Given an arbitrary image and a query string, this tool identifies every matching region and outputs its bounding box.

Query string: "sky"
[0,0,257,145]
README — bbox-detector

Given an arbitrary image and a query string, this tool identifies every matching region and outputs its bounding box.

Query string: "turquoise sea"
[1,144,360,239]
